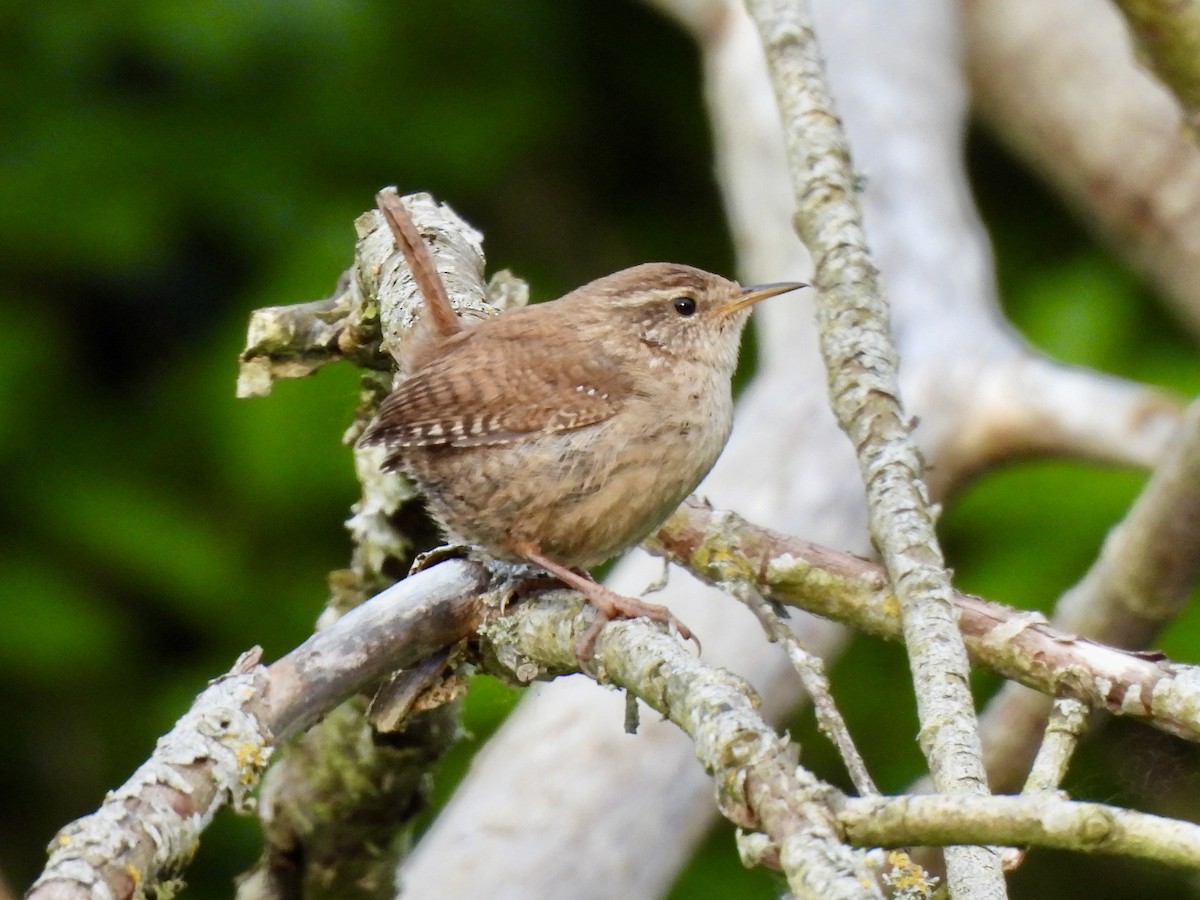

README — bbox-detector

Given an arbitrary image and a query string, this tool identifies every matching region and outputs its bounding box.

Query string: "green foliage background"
[2,3,1198,898]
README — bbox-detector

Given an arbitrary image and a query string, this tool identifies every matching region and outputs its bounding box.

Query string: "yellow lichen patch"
[692,537,759,584]
[764,553,822,596]
[881,849,939,899]
[236,741,270,784]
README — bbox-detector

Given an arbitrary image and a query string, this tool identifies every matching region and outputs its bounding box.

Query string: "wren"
[359,195,804,663]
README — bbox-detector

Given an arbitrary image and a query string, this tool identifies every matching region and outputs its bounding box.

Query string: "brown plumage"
[360,257,804,661]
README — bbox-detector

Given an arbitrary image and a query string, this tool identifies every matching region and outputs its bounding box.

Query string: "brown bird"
[360,194,804,663]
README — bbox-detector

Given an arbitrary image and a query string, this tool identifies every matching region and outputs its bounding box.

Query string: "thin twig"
[998,697,1092,872]
[728,580,878,797]
[1022,698,1091,796]
[740,2,1002,893]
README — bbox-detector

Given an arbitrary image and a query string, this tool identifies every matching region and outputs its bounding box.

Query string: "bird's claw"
[573,592,700,678]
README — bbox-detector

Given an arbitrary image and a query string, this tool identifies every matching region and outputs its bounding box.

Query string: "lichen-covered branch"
[236,192,504,400]
[1021,699,1091,795]
[28,561,487,900]
[236,191,520,897]
[977,398,1200,792]
[33,526,1200,900]
[996,697,1091,872]
[484,591,1200,884]
[742,1,1002,893]
[839,793,1200,871]
[649,499,1200,745]
[483,593,883,900]
[28,651,274,900]
[238,697,463,900]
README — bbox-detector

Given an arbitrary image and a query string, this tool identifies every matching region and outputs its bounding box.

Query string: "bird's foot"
[510,542,699,675]
[571,582,698,670]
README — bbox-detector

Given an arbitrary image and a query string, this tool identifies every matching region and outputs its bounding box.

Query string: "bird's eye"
[672,296,697,317]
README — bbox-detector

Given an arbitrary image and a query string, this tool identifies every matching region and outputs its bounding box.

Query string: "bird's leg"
[512,543,699,668]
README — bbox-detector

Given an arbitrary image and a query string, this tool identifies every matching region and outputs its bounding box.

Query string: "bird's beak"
[716,281,807,317]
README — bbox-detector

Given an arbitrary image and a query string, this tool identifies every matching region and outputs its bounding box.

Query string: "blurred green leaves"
[0,556,126,678]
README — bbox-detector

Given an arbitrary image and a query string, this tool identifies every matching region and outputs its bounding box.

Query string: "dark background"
[3,3,1199,897]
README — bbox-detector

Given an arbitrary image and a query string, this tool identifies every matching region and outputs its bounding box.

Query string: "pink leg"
[513,543,699,667]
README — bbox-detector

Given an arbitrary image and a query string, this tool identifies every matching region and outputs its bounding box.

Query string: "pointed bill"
[716,281,807,317]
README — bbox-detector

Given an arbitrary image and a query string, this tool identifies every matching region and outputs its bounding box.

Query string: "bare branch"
[923,356,1179,498]
[487,593,1200,881]
[237,190,504,400]
[997,697,1092,872]
[485,592,884,899]
[1055,398,1200,644]
[1022,698,1091,796]
[28,652,274,900]
[259,561,486,740]
[33,527,1200,900]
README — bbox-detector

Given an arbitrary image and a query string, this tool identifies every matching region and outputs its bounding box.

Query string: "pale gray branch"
[1022,698,1091,796]
[977,398,1200,792]
[840,793,1200,871]
[650,499,1200,745]
[27,562,487,900]
[997,697,1091,872]
[1055,398,1200,643]
[28,652,273,900]
[259,560,487,740]
[237,191,504,400]
[742,0,1002,893]
[485,592,883,899]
